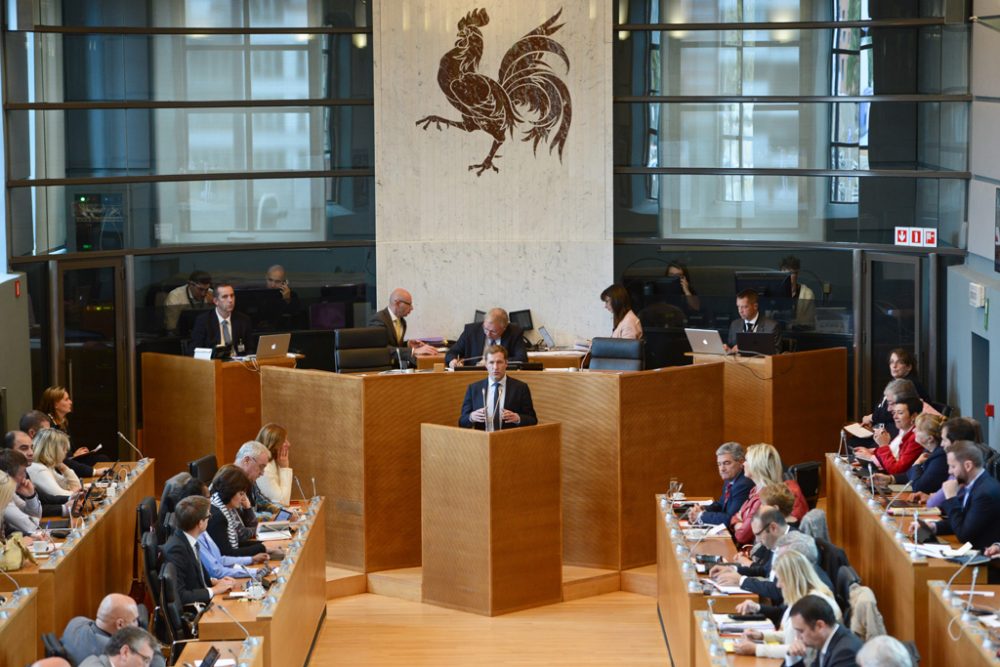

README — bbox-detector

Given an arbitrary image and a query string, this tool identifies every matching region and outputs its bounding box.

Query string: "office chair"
[786,461,822,509]
[334,326,392,373]
[41,633,70,660]
[188,455,218,486]
[588,337,645,371]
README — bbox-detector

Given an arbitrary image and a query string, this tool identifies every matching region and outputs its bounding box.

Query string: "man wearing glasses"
[163,270,213,332]
[78,626,159,667]
[369,288,438,368]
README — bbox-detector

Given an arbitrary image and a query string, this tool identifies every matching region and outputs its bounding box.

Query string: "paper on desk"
[256,529,291,541]
[683,523,729,541]
[713,613,774,633]
[675,499,715,507]
[904,542,974,559]
[843,423,873,438]
[194,660,235,667]
[979,614,1000,629]
[887,506,940,516]
[701,578,751,595]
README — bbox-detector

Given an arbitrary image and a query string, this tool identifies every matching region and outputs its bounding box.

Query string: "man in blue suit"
[918,440,1000,551]
[459,345,537,430]
[447,308,528,368]
[688,441,753,526]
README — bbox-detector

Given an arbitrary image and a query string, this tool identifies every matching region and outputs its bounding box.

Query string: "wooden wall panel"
[217,358,295,466]
[0,589,37,667]
[770,348,847,467]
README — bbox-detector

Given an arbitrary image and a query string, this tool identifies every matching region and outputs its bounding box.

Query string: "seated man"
[725,289,781,354]
[368,288,438,367]
[787,595,862,667]
[459,345,537,430]
[161,495,236,605]
[0,449,41,534]
[232,440,292,526]
[688,442,752,526]
[2,429,74,517]
[190,283,253,355]
[79,627,160,667]
[163,270,212,332]
[61,594,165,667]
[447,308,528,368]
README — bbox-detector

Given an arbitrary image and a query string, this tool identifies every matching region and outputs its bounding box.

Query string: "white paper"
[255,529,291,541]
[701,578,751,595]
[843,423,873,438]
[194,660,235,667]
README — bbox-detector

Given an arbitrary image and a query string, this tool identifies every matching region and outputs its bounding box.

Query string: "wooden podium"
[142,352,295,489]
[421,423,562,616]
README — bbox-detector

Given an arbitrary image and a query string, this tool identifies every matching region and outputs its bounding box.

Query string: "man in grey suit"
[78,627,159,667]
[62,594,165,667]
[726,289,782,353]
[368,288,438,368]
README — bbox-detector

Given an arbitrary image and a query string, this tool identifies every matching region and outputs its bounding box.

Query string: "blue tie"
[492,382,502,430]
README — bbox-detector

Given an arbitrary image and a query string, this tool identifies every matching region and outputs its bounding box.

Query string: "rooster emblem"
[416,8,572,176]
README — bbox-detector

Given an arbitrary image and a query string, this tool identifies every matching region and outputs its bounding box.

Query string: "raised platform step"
[367,567,423,603]
[561,565,621,602]
[620,565,656,598]
[326,564,367,600]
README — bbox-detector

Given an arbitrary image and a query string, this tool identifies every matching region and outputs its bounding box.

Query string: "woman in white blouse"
[601,284,642,340]
[255,423,293,506]
[733,550,841,664]
[26,428,82,497]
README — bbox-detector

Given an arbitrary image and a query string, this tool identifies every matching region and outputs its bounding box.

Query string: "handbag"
[0,533,37,572]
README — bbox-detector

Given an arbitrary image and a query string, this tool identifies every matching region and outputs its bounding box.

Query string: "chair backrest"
[799,509,830,543]
[41,632,70,660]
[137,495,157,541]
[158,471,195,543]
[141,530,162,608]
[334,326,392,373]
[787,461,822,509]
[835,564,862,622]
[188,455,218,486]
[159,562,193,642]
[588,337,645,371]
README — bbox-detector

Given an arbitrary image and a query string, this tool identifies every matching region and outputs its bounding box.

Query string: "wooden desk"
[0,588,38,667]
[179,639,265,667]
[927,582,1000,666]
[692,348,847,469]
[414,350,586,370]
[197,499,327,667]
[141,352,296,489]
[692,611,784,667]
[0,461,155,651]
[826,454,974,658]
[260,362,726,572]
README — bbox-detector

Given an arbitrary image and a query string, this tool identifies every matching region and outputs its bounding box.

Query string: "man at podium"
[459,345,537,430]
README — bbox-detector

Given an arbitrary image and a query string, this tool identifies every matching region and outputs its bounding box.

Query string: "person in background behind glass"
[779,255,816,330]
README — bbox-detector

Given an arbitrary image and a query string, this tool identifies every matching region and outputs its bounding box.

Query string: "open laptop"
[255,333,291,360]
[684,328,727,355]
[736,332,778,356]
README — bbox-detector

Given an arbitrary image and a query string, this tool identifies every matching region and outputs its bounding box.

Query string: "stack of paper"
[713,613,774,634]
[701,578,751,595]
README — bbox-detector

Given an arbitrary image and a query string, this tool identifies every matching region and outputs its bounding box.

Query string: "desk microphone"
[311,477,317,499]
[0,569,28,597]
[943,549,980,599]
[395,348,405,370]
[462,356,484,366]
[961,565,981,623]
[867,464,876,497]
[294,476,308,503]
[885,480,913,509]
[837,429,847,459]
[688,522,726,556]
[214,601,252,642]
[116,431,146,463]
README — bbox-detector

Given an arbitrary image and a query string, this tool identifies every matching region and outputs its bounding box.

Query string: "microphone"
[868,464,876,497]
[311,477,317,499]
[294,476,308,503]
[961,565,980,622]
[395,348,405,370]
[688,522,727,556]
[116,431,146,463]
[943,549,980,599]
[885,480,913,510]
[837,429,847,459]
[0,569,28,597]
[214,601,252,641]
[461,355,484,366]
[496,385,504,431]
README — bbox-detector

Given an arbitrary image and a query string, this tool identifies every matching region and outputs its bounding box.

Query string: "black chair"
[929,400,953,417]
[140,531,164,636]
[334,326,392,373]
[835,564,862,624]
[137,495,157,538]
[786,461,822,509]
[188,455,218,486]
[159,562,205,662]
[41,633,71,661]
[588,337,645,371]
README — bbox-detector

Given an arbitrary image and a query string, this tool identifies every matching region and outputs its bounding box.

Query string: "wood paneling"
[0,588,38,667]
[927,582,1000,667]
[692,611,784,667]
[180,640,265,667]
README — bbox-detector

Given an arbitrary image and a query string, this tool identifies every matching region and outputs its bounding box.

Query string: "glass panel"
[4,33,373,103]
[613,102,967,170]
[614,0,942,24]
[869,258,918,402]
[613,174,965,243]
[613,27,968,97]
[9,177,375,255]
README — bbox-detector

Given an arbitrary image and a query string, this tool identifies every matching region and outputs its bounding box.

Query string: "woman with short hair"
[206,464,266,558]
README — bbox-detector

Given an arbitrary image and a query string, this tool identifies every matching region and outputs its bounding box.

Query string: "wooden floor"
[310,591,668,665]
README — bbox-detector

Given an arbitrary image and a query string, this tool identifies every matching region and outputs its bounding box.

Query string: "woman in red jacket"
[854,396,923,475]
[731,443,809,546]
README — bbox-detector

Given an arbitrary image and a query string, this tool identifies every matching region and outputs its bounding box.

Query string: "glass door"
[52,259,129,459]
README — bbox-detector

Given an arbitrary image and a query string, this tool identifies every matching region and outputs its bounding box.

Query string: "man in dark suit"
[459,345,537,430]
[368,288,438,368]
[161,495,236,605]
[725,289,782,353]
[447,308,528,368]
[788,595,862,667]
[688,441,752,525]
[190,283,253,354]
[918,440,1000,551]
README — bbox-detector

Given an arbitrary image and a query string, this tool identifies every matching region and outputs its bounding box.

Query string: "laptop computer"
[255,333,291,360]
[684,328,726,355]
[736,332,778,356]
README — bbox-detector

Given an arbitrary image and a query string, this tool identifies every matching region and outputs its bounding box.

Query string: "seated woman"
[601,284,642,340]
[872,413,947,494]
[861,350,930,429]
[853,397,923,475]
[207,464,266,558]
[27,429,83,497]
[733,550,841,663]
[730,443,809,546]
[917,417,985,508]
[759,481,798,526]
[666,261,701,314]
[255,423,294,506]
[37,386,110,478]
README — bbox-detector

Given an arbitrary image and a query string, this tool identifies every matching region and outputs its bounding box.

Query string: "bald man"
[31,659,71,667]
[369,288,438,368]
[446,307,529,368]
[61,593,165,667]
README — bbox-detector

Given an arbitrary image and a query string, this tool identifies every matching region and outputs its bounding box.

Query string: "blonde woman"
[27,428,82,497]
[731,443,808,545]
[0,471,16,541]
[733,550,841,663]
[255,423,294,506]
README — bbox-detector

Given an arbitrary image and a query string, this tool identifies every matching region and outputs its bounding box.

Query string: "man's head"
[265,265,287,289]
[95,593,140,635]
[482,308,510,342]
[187,270,212,301]
[3,430,34,462]
[789,594,839,650]
[736,289,759,322]
[0,449,29,485]
[234,441,269,481]
[103,626,158,667]
[750,505,787,551]
[779,255,801,289]
[856,635,914,667]
[388,288,414,318]
[485,345,509,382]
[941,417,980,449]
[213,283,236,318]
[19,410,51,439]
[774,528,819,565]
[714,442,745,482]
[947,440,985,485]
[882,378,917,406]
[174,495,212,536]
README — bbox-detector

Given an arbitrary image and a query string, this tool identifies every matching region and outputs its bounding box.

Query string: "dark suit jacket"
[700,471,753,525]
[207,504,266,558]
[726,314,782,350]
[190,310,253,352]
[900,444,948,494]
[368,308,412,367]
[446,322,528,366]
[807,625,863,667]
[161,530,212,605]
[459,376,537,429]
[936,471,1000,550]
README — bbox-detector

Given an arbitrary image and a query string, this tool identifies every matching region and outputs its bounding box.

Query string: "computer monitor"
[734,272,792,299]
[235,288,285,329]
[473,309,486,323]
[509,309,533,331]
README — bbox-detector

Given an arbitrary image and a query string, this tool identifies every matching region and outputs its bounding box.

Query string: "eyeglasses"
[129,646,155,665]
[752,522,773,538]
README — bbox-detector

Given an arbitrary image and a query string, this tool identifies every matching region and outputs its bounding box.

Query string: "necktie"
[961,484,971,509]
[745,321,754,332]
[722,481,732,506]
[492,382,502,430]
[394,318,403,344]
[193,541,209,588]
[222,319,232,345]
